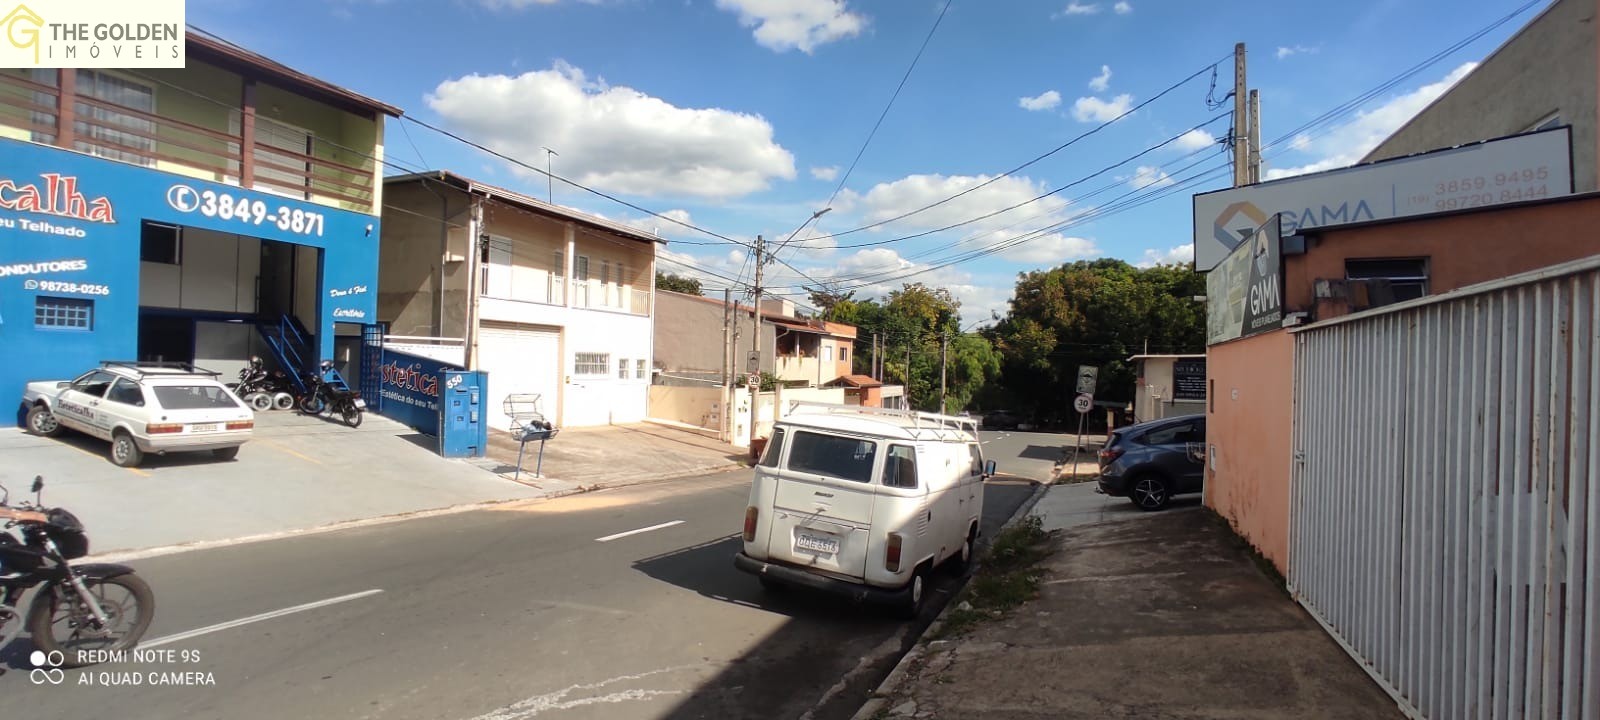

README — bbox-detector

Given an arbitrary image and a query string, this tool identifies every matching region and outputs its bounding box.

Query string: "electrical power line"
[817,0,954,214]
[794,53,1234,244]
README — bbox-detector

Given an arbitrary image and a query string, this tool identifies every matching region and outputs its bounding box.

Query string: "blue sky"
[192,0,1544,325]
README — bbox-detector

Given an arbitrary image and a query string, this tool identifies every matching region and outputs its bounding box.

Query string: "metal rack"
[784,401,978,441]
[100,360,222,378]
[503,394,558,480]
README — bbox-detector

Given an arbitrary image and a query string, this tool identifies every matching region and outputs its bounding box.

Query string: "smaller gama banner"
[1207,213,1283,345]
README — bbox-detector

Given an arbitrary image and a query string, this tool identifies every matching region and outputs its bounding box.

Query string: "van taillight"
[743,506,759,542]
[886,533,903,572]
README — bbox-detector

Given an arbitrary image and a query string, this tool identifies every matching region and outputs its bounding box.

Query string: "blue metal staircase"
[259,314,314,394]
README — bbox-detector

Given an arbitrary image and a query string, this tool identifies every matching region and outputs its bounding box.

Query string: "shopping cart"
[503,394,558,480]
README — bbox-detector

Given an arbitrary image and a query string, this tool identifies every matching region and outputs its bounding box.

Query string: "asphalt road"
[2,432,1041,720]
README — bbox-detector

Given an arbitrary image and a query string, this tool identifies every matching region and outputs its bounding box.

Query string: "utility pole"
[542,147,558,203]
[871,333,879,381]
[464,196,485,369]
[1232,43,1249,187]
[1248,89,1262,184]
[721,287,732,442]
[905,336,913,410]
[748,235,765,451]
[939,333,948,414]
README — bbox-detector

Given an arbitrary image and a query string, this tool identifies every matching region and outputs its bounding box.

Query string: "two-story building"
[378,171,659,430]
[652,292,856,388]
[0,31,400,426]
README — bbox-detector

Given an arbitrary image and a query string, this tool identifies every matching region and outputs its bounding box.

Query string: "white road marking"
[141,589,383,648]
[595,520,684,543]
[467,665,701,720]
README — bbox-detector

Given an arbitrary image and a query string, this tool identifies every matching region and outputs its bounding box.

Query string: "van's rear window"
[152,385,240,410]
[787,431,876,484]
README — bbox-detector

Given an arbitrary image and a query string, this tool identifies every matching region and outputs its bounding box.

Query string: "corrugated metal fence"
[1289,258,1598,720]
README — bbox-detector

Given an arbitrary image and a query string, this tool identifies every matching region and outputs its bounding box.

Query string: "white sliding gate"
[1289,256,1599,720]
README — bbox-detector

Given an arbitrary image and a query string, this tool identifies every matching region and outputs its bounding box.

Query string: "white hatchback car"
[22,362,255,467]
[734,403,994,618]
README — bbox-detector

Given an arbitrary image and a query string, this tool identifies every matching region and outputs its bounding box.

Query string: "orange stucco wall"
[1204,330,1296,572]
[1286,194,1600,318]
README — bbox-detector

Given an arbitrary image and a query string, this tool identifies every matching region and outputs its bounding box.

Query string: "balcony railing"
[568,281,651,316]
[0,71,376,214]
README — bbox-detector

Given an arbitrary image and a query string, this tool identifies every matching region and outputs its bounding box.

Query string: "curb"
[848,477,1055,720]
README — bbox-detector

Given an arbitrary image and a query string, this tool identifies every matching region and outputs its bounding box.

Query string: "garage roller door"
[478,323,561,431]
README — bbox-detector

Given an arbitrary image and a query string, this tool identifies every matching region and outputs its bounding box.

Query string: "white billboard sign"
[1193,128,1573,271]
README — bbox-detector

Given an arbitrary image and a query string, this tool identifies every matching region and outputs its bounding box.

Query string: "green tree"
[655,272,703,296]
[988,259,1205,426]
[807,283,856,318]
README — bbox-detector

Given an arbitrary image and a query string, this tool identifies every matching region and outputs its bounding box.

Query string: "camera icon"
[29,649,65,685]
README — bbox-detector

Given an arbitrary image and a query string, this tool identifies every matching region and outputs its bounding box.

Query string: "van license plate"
[191,423,219,433]
[796,533,839,555]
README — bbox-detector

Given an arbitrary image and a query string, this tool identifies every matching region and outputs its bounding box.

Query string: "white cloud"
[1058,1,1100,16]
[1136,243,1193,267]
[1126,165,1174,190]
[1276,44,1319,60]
[810,165,840,181]
[1071,93,1134,123]
[1087,65,1112,92]
[999,234,1099,264]
[1113,1,1132,14]
[715,0,867,54]
[1265,62,1477,180]
[792,247,1014,325]
[427,61,796,199]
[1018,90,1062,112]
[836,173,1073,235]
[1174,129,1215,152]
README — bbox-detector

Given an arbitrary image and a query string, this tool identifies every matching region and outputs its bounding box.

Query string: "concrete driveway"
[0,410,541,555]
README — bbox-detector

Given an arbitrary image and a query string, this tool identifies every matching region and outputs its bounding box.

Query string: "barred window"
[35,296,93,330]
[574,352,609,376]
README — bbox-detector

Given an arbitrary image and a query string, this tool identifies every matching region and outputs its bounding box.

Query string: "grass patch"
[933,515,1053,639]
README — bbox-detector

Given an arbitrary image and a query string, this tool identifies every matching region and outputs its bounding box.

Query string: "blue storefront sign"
[0,138,381,426]
[377,349,460,435]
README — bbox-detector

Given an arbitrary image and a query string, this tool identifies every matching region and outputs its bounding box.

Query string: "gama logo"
[1211,200,1268,255]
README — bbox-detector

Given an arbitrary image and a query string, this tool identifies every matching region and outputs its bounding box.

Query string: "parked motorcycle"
[0,476,155,668]
[298,360,365,428]
[228,357,295,412]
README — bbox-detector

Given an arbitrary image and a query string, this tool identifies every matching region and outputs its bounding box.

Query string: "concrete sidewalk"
[483,420,746,491]
[865,500,1400,719]
[1,411,544,555]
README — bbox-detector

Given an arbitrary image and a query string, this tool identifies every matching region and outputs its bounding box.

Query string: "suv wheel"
[1130,474,1171,511]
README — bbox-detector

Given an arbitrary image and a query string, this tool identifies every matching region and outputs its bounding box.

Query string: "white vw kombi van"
[733,403,996,617]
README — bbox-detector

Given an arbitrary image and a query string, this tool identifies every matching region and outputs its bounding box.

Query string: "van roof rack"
[783,401,979,440]
[99,360,222,378]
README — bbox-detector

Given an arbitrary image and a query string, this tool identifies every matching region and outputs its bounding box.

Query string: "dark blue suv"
[1096,414,1206,511]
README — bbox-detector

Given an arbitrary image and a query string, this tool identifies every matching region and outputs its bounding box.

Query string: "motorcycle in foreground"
[0,476,154,668]
[298,360,366,428]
